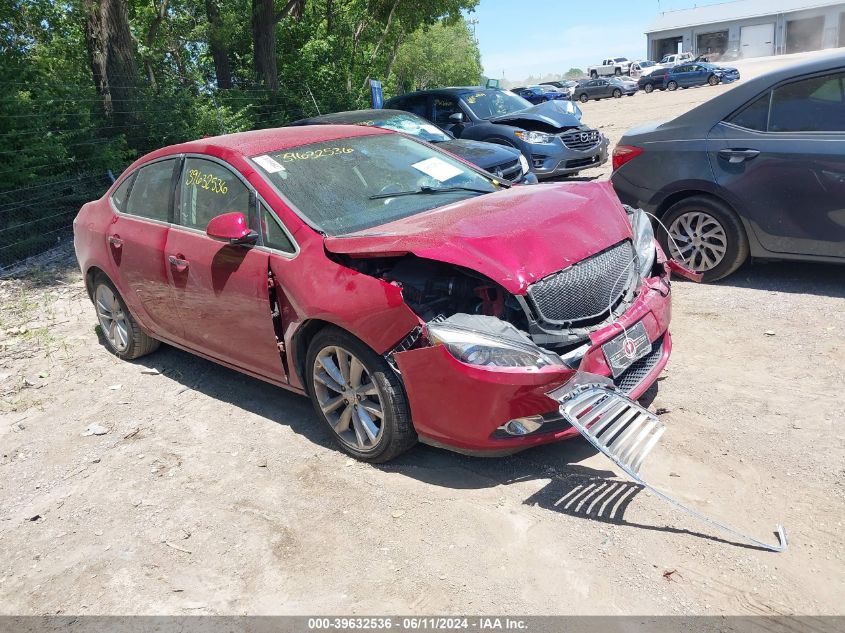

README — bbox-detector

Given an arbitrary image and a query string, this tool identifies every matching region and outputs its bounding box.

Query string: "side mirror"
[449,112,464,124]
[206,212,258,245]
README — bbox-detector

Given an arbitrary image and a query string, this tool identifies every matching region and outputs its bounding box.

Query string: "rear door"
[164,155,286,380]
[708,70,845,258]
[107,158,179,337]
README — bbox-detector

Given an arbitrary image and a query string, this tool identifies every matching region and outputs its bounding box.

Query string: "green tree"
[391,17,481,93]
[565,67,585,79]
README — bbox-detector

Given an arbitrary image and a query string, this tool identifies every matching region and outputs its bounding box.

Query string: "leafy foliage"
[0,0,482,265]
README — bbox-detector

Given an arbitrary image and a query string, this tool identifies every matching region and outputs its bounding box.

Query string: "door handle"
[168,254,189,272]
[718,148,760,164]
[108,235,123,248]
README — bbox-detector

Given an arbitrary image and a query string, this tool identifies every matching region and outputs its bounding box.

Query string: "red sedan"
[74,125,676,462]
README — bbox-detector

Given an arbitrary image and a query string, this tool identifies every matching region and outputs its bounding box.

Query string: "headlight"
[514,130,555,144]
[427,316,563,370]
[518,153,530,174]
[629,207,656,278]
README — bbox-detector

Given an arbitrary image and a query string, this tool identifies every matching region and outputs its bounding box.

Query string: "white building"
[646,0,845,61]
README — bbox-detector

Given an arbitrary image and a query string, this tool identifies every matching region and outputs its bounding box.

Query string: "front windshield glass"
[460,89,532,119]
[251,134,499,236]
[360,112,451,142]
[640,61,656,67]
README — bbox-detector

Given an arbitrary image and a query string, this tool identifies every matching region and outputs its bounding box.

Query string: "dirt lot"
[1,51,844,616]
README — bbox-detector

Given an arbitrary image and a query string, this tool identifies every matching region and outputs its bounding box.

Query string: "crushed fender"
[549,374,787,552]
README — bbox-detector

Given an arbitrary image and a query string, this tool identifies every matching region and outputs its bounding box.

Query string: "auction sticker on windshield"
[253,155,286,173]
[411,157,463,182]
[602,321,651,378]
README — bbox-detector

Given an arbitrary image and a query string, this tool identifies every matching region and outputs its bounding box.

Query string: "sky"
[470,0,712,81]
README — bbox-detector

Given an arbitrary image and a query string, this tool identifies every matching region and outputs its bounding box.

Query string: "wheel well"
[84,266,106,301]
[291,318,335,393]
[655,190,727,219]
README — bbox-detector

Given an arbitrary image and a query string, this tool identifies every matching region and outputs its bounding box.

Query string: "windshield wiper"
[368,185,494,200]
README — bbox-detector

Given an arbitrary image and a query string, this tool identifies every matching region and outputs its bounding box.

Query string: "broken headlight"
[427,316,564,370]
[514,130,555,144]
[630,207,657,278]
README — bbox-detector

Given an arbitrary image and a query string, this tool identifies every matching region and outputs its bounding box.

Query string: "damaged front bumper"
[529,136,610,179]
[393,267,673,455]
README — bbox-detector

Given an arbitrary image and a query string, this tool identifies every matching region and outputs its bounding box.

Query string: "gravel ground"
[0,50,843,616]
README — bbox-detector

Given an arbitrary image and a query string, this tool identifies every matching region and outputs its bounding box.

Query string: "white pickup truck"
[587,57,633,78]
[658,52,694,66]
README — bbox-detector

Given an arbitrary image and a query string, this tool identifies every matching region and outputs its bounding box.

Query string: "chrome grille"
[490,158,522,181]
[526,241,635,326]
[560,129,601,151]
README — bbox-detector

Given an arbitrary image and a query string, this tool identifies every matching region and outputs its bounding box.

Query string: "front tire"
[579,93,588,103]
[305,327,416,462]
[658,196,749,282]
[707,74,719,86]
[667,80,678,91]
[612,88,622,98]
[643,83,654,94]
[92,274,160,360]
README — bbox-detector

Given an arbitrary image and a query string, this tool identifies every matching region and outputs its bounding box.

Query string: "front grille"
[526,241,635,326]
[614,336,665,395]
[565,156,601,169]
[559,129,601,151]
[490,158,522,181]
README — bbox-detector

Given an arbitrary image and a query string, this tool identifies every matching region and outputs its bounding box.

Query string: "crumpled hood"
[489,99,582,129]
[436,138,519,170]
[324,181,633,295]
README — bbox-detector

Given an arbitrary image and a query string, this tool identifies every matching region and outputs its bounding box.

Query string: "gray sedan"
[574,78,635,102]
[611,53,845,281]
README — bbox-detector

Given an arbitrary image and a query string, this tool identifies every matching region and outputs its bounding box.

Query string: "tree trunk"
[251,0,278,90]
[205,0,232,89]
[361,0,400,92]
[326,0,333,33]
[82,0,138,122]
[142,0,170,93]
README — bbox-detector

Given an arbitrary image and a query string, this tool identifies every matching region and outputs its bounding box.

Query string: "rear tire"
[305,327,417,463]
[658,196,749,282]
[92,274,160,360]
[667,80,678,91]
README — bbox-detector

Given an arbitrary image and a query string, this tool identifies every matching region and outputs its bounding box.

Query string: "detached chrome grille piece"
[527,241,635,326]
[559,128,601,151]
[550,379,787,552]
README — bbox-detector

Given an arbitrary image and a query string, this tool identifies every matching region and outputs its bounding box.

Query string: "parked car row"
[637,62,740,93]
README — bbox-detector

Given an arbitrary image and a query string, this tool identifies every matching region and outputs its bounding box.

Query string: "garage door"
[740,23,775,58]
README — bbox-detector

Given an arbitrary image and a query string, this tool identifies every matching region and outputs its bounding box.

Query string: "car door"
[107,158,180,338]
[164,155,287,380]
[432,95,467,135]
[708,70,845,258]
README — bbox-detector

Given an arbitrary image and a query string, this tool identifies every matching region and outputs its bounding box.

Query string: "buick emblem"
[622,337,637,359]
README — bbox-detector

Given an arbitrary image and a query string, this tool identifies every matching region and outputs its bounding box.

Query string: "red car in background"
[74,126,675,462]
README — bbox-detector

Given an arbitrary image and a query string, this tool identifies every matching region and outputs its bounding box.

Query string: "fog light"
[502,415,545,436]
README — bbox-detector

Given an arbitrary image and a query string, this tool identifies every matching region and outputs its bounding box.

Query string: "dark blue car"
[664,62,740,91]
[516,85,570,104]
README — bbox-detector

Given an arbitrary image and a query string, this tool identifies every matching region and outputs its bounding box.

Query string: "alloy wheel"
[667,211,728,272]
[95,284,129,353]
[312,345,384,451]
[644,83,654,93]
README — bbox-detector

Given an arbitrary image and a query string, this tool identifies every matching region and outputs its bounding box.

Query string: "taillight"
[612,145,644,171]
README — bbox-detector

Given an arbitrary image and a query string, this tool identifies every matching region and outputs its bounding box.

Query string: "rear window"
[110,173,135,212]
[728,92,771,131]
[125,159,176,222]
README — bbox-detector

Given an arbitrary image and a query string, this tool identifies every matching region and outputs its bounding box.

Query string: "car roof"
[136,124,391,164]
[389,86,497,98]
[673,52,845,126]
[290,109,415,126]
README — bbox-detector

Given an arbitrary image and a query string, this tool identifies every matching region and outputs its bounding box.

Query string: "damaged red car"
[74,126,675,462]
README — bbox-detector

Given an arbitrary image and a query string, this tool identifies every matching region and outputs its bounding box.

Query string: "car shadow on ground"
[714,260,844,299]
[122,342,767,550]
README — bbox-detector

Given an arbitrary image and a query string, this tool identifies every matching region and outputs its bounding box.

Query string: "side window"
[125,159,176,222]
[769,72,845,132]
[259,202,295,253]
[178,158,251,231]
[111,172,135,212]
[727,92,771,131]
[432,97,461,125]
[403,95,428,118]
